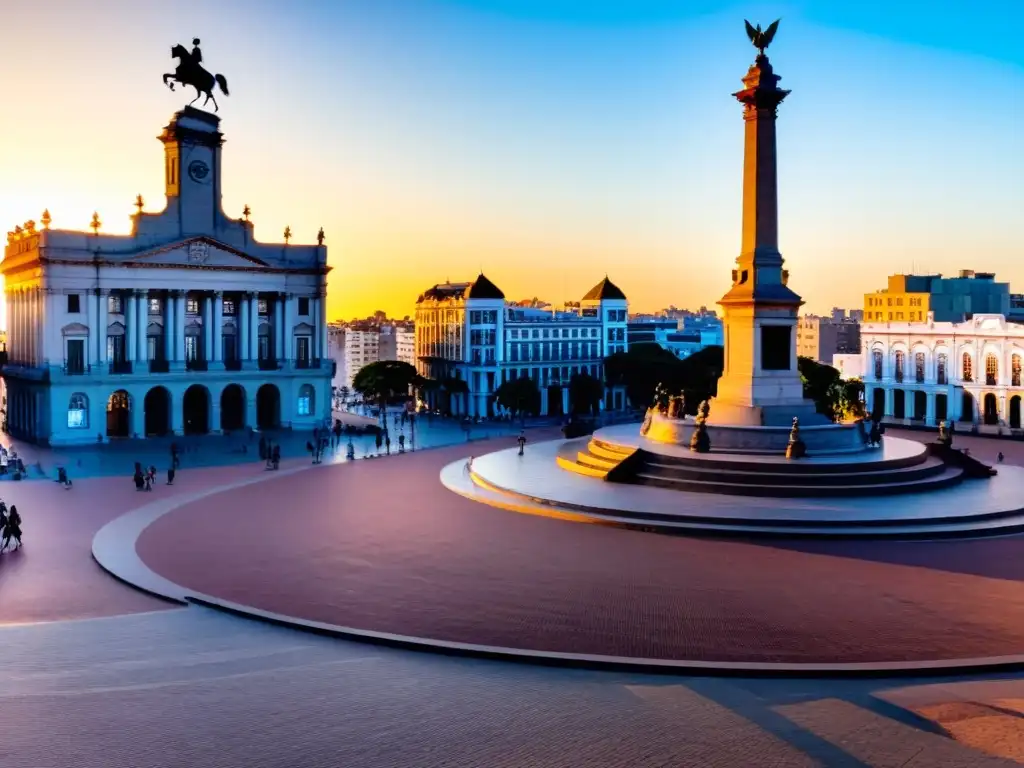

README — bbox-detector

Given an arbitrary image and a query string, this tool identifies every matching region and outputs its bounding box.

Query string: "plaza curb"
[92,437,1024,680]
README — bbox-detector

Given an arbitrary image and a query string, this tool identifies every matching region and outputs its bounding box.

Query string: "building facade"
[342,327,380,389]
[864,272,1009,324]
[796,314,860,363]
[861,314,1024,430]
[415,275,629,417]
[1,108,332,446]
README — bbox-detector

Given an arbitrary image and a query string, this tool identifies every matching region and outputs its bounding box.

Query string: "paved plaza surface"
[4,424,1024,764]
[134,434,1024,665]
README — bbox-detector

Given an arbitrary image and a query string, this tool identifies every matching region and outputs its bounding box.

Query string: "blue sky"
[1,0,1020,318]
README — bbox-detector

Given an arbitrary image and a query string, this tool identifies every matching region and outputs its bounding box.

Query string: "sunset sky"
[1,1,1021,322]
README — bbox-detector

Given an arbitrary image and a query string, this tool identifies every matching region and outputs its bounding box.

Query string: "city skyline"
[2,1,1021,323]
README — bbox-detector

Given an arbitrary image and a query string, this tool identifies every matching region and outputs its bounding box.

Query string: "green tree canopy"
[352,360,421,409]
[604,343,723,410]
[569,371,604,416]
[494,377,541,419]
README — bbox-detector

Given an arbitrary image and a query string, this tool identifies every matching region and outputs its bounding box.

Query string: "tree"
[569,372,604,416]
[352,360,421,418]
[797,357,847,421]
[494,377,540,422]
[604,343,723,411]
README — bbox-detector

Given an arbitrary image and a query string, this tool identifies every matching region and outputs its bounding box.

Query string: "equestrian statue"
[162,38,230,112]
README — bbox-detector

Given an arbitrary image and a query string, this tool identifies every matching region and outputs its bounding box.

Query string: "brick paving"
[137,436,1024,664]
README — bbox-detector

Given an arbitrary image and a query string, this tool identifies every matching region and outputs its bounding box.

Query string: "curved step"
[637,455,948,488]
[632,446,927,474]
[633,465,965,498]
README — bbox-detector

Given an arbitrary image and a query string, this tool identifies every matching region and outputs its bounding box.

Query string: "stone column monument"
[711,21,825,427]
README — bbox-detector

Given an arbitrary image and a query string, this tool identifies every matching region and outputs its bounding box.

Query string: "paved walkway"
[129,436,1024,665]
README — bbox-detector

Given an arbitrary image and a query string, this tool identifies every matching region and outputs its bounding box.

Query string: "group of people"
[132,444,178,490]
[258,436,282,470]
[0,501,23,551]
[0,445,25,477]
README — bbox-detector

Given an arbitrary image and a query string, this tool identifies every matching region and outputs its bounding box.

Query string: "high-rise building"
[796,313,861,364]
[863,272,1009,323]
[415,274,629,416]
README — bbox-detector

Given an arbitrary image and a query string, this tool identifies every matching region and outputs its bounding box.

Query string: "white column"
[283,294,294,363]
[96,290,108,367]
[163,292,175,362]
[319,291,328,365]
[137,291,149,363]
[925,392,935,425]
[249,294,259,361]
[274,295,284,361]
[239,296,250,361]
[125,292,136,363]
[213,292,224,363]
[87,289,99,366]
[311,296,321,361]
[203,295,213,362]
[884,387,894,417]
[175,292,186,363]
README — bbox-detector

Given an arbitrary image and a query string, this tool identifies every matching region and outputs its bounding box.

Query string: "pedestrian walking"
[385,434,391,455]
[398,433,405,454]
[998,451,1005,463]
[5,505,22,551]
[170,442,180,470]
[517,430,527,456]
[167,466,176,485]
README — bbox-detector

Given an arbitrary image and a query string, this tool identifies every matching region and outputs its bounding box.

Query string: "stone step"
[634,446,928,474]
[632,465,965,498]
[638,455,948,487]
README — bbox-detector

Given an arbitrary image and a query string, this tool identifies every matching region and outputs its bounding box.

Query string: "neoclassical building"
[862,314,1024,431]
[2,107,332,446]
[415,275,629,417]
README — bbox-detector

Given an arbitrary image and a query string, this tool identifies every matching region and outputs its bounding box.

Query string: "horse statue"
[163,43,229,112]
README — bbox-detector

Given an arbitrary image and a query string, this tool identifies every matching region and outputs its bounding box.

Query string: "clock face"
[188,160,211,183]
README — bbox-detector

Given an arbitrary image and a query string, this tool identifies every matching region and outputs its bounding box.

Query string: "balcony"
[186,359,208,372]
[109,360,133,374]
[62,363,90,376]
[149,359,170,374]
[224,357,242,371]
[295,357,317,370]
[258,358,279,371]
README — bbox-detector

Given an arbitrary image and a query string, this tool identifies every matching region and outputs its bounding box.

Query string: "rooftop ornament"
[162,37,230,112]
[40,209,51,229]
[135,194,145,214]
[744,18,780,57]
[242,204,251,222]
[317,227,325,246]
[23,220,36,234]
[90,212,102,235]
[283,225,292,245]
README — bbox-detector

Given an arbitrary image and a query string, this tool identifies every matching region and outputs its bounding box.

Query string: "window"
[185,335,199,362]
[962,353,973,383]
[937,353,947,385]
[67,393,88,429]
[108,335,126,364]
[66,339,86,374]
[223,299,236,316]
[258,335,270,361]
[258,299,268,315]
[296,336,311,364]
[986,354,998,386]
[298,297,310,316]
[149,298,162,315]
[873,350,883,380]
[67,294,81,313]
[186,298,200,314]
[894,351,905,382]
[297,385,315,416]
[915,352,925,383]
[1014,354,1021,387]
[108,294,122,314]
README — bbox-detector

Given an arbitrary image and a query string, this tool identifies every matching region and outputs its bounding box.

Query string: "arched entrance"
[983,393,999,426]
[106,390,131,438]
[546,385,563,417]
[935,393,948,423]
[1011,396,1021,429]
[961,392,975,423]
[913,391,927,421]
[871,389,884,420]
[892,389,905,420]
[220,384,246,431]
[256,383,281,430]
[144,387,171,436]
[183,385,211,435]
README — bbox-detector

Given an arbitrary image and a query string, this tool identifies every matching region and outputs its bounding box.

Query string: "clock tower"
[158,106,225,236]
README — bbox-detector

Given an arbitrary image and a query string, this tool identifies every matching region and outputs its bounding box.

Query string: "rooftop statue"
[163,38,230,112]
[744,19,780,56]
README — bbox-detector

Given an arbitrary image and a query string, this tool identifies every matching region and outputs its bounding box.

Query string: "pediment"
[107,321,126,335]
[62,322,89,335]
[293,322,315,334]
[128,237,268,269]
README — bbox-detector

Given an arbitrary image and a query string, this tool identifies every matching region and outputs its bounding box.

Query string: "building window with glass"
[67,393,88,429]
[937,353,947,385]
[914,352,925,383]
[297,384,315,416]
[986,354,998,386]
[186,298,200,314]
[1014,354,1021,387]
[223,299,236,315]
[298,297,310,316]
[107,294,122,314]
[894,351,905,383]
[962,353,973,383]
[873,350,883,380]
[65,338,86,374]
[149,298,162,315]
